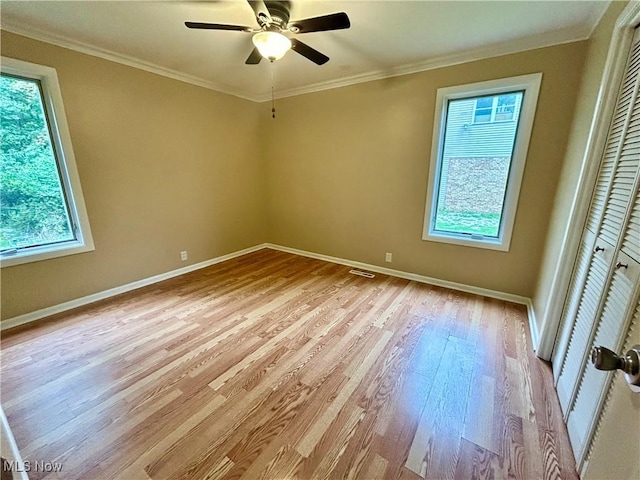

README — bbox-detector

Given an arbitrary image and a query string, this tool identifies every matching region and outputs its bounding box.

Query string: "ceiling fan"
[185,0,350,65]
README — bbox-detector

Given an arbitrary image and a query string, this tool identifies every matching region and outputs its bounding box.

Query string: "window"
[1,57,93,267]
[423,73,542,251]
[473,93,519,123]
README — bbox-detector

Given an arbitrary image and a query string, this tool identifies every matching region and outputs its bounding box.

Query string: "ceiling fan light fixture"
[252,31,291,61]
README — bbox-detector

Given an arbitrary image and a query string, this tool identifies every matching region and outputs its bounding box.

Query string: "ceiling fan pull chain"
[271,60,276,119]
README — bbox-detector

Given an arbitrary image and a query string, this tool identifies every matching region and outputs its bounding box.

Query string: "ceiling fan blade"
[185,21,251,32]
[245,47,263,65]
[290,38,329,65]
[289,12,350,34]
[247,0,271,22]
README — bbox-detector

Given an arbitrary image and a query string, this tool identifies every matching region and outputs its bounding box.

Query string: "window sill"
[423,231,510,252]
[0,240,95,268]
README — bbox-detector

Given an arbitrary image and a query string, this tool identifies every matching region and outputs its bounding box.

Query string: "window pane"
[434,92,524,237]
[476,97,493,108]
[495,94,516,121]
[473,109,492,123]
[473,97,494,123]
[0,74,74,250]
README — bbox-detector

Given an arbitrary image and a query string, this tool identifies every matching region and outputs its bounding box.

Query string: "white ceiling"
[1,0,610,102]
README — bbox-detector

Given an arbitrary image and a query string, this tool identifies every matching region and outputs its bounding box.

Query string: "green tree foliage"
[0,74,73,249]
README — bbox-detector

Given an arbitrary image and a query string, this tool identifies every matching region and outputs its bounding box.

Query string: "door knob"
[591,345,640,390]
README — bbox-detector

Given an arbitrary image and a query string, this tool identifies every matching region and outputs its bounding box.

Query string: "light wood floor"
[0,249,577,480]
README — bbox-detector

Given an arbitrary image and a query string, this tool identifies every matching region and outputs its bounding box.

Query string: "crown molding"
[265,23,593,102]
[2,17,592,104]
[0,18,264,102]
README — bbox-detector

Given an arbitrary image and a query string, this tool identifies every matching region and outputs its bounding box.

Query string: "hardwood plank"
[238,369,351,479]
[298,405,366,479]
[501,414,526,480]
[523,418,544,480]
[360,453,388,480]
[405,336,475,479]
[203,456,235,480]
[0,249,578,480]
[46,388,183,479]
[514,305,536,423]
[454,438,504,480]
[295,329,393,457]
[463,374,497,454]
[185,378,313,480]
[144,378,295,479]
[108,391,227,479]
[374,368,437,477]
[523,326,579,480]
[374,320,446,441]
[255,444,304,480]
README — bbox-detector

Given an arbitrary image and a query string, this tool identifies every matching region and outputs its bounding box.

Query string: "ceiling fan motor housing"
[262,1,291,30]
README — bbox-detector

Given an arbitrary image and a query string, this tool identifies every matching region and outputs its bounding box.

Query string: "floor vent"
[349,269,375,278]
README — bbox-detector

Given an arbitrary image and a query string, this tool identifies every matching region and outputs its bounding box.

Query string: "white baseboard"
[0,244,268,331]
[526,300,540,353]
[2,242,536,345]
[266,243,531,305]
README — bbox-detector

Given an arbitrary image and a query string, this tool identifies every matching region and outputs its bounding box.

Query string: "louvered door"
[552,26,640,467]
[621,97,640,262]
[553,27,640,409]
[567,255,640,460]
[580,301,640,479]
[552,31,640,382]
[587,37,639,235]
[553,230,597,383]
[556,234,613,411]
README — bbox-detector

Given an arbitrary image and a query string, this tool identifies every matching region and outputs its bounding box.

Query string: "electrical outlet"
[180,251,188,261]
[385,252,392,263]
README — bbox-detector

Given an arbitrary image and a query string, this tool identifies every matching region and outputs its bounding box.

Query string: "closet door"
[553,229,598,385]
[553,28,640,413]
[553,26,640,467]
[556,233,614,411]
[567,254,640,461]
[581,302,640,480]
[620,100,640,263]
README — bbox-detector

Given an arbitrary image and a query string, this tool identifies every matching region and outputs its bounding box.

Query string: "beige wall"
[0,31,267,320]
[265,41,587,297]
[531,1,628,338]
[0,30,593,322]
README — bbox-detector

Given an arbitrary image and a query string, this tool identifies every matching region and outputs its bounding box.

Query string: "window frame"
[1,57,94,267]
[472,96,496,124]
[473,93,518,124]
[422,73,542,251]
